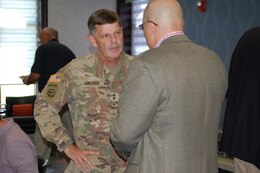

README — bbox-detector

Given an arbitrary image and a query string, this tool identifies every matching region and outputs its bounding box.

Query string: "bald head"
[39,27,59,44]
[142,0,184,48]
[144,0,184,32]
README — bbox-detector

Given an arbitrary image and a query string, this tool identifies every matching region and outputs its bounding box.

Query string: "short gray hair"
[41,27,59,39]
[87,9,122,34]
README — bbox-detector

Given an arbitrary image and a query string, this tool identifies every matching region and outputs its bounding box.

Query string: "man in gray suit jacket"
[110,0,227,173]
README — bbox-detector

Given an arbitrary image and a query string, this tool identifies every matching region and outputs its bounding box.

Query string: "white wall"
[48,0,117,57]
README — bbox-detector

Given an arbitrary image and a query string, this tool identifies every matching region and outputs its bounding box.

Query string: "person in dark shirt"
[21,27,76,92]
[20,27,76,163]
[220,27,260,173]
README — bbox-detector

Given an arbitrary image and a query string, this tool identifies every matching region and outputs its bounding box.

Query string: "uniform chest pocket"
[80,81,109,101]
[78,81,110,115]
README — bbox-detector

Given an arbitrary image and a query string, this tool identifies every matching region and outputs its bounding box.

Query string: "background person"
[20,27,76,161]
[110,0,227,173]
[0,116,38,173]
[34,9,133,173]
[220,27,260,173]
[20,27,76,93]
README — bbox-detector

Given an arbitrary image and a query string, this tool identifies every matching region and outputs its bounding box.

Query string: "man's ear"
[147,22,157,48]
[88,34,97,48]
[148,22,157,38]
[149,22,157,33]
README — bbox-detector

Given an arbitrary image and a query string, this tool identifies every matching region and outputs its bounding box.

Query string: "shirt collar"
[48,39,59,43]
[155,31,184,48]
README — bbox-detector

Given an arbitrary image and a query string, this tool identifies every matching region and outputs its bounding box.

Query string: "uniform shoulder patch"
[44,73,63,100]
[48,74,63,83]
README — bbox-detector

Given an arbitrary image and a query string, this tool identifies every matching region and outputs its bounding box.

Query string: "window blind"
[131,0,148,56]
[117,0,132,55]
[0,0,38,84]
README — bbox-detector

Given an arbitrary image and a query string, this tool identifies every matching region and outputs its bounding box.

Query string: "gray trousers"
[34,124,53,159]
[34,108,73,164]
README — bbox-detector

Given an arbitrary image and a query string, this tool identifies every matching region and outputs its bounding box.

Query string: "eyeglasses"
[138,21,158,31]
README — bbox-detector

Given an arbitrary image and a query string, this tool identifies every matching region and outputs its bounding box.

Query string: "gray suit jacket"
[110,35,227,173]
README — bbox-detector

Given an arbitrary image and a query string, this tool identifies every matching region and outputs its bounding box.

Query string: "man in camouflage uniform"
[34,9,133,173]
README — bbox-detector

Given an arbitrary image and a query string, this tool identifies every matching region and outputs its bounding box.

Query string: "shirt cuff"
[56,137,74,152]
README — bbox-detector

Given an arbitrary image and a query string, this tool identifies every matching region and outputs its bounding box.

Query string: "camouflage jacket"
[34,52,133,173]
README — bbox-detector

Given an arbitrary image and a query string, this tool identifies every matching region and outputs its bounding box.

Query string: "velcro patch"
[48,74,63,83]
[44,84,60,100]
[85,81,100,85]
[47,88,56,97]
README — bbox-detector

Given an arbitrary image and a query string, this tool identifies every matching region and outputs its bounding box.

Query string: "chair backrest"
[5,95,36,117]
[5,95,37,134]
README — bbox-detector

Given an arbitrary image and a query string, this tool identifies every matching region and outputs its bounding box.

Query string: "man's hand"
[64,144,99,173]
[19,75,28,84]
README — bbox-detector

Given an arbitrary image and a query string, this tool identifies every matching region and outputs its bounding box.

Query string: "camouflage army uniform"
[34,52,133,173]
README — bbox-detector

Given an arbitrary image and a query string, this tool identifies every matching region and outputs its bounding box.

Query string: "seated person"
[0,115,38,173]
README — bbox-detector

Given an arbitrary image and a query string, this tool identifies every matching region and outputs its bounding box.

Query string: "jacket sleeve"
[110,59,159,158]
[34,67,74,151]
